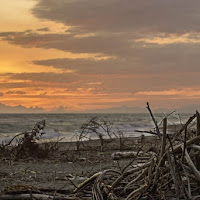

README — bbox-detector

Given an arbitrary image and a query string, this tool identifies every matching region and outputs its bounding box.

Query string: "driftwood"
[71,110,200,199]
[184,148,200,181]
[146,102,161,138]
[74,172,102,193]
[173,135,200,154]
[2,109,200,199]
[111,151,148,160]
[0,194,65,200]
[0,194,84,200]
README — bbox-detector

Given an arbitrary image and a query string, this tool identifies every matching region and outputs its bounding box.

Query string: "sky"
[0,0,200,113]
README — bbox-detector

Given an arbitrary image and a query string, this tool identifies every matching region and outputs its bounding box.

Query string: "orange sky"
[0,0,200,113]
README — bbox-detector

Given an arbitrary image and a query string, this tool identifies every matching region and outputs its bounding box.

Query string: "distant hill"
[0,103,199,114]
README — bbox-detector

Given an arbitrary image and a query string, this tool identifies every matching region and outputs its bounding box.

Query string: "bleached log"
[111,151,140,160]
[111,151,150,160]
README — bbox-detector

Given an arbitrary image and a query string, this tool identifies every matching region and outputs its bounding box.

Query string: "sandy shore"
[0,135,157,194]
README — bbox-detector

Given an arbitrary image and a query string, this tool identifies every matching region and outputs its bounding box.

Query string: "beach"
[1,113,200,199]
[0,135,157,194]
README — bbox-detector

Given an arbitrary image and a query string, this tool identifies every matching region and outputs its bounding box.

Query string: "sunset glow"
[1,0,200,113]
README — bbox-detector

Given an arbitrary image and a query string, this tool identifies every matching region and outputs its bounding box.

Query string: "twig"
[160,118,167,167]
[134,130,158,136]
[146,102,161,139]
[122,145,144,173]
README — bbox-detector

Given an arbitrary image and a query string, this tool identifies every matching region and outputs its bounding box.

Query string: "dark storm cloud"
[32,0,200,34]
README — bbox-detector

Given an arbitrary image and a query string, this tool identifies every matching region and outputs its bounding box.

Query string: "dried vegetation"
[0,120,59,159]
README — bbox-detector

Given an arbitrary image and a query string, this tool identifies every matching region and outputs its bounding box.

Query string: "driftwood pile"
[1,105,200,199]
[72,112,200,200]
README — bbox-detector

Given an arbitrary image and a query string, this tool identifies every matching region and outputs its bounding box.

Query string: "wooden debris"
[1,109,200,199]
[71,111,200,199]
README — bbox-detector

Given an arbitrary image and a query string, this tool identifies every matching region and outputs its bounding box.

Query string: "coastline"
[1,113,200,199]
[0,135,157,192]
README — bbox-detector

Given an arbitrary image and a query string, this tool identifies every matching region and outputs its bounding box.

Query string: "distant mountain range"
[0,103,199,114]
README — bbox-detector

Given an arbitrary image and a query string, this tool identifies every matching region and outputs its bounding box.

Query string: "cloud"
[6,91,26,95]
[1,0,200,112]
[0,92,3,97]
[8,72,79,84]
[0,72,104,95]
[0,30,131,56]
[36,27,50,32]
[33,57,136,75]
[32,0,200,34]
[32,40,200,76]
[1,68,200,96]
[1,30,200,77]
[1,1,200,72]
[135,89,200,97]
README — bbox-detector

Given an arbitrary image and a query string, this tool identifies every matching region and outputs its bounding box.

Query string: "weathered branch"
[146,102,161,139]
[184,148,200,181]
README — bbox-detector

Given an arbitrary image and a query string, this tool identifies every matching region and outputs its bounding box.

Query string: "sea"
[0,113,193,144]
